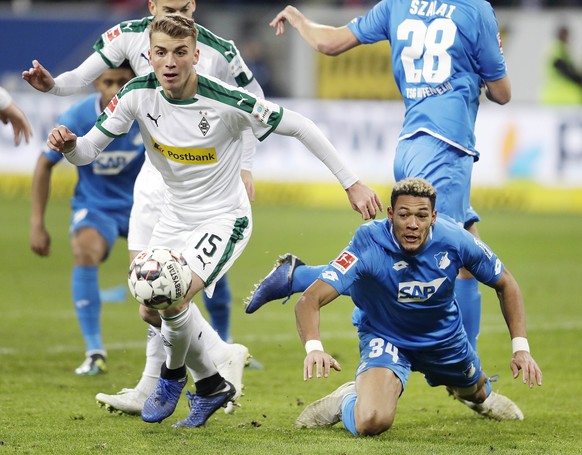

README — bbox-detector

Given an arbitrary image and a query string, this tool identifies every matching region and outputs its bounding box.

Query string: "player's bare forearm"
[270,6,359,56]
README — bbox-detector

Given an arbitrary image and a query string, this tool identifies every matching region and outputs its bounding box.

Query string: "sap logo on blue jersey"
[94,151,138,175]
[398,277,446,302]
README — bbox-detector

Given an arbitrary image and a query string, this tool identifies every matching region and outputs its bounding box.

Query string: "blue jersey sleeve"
[459,231,504,285]
[347,0,390,44]
[318,224,379,294]
[475,2,507,81]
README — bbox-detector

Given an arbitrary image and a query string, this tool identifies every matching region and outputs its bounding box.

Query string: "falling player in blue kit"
[249,0,510,376]
[30,62,143,375]
[293,178,542,435]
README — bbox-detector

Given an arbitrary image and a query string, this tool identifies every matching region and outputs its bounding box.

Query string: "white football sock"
[185,303,219,381]
[135,325,165,394]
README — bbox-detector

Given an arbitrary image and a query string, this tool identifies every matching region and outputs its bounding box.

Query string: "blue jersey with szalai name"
[44,93,145,214]
[319,216,504,349]
[347,0,506,157]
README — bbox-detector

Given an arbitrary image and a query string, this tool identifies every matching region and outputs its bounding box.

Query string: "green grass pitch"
[1,196,581,454]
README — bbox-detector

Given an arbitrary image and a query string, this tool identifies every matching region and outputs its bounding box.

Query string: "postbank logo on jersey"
[331,250,358,274]
[151,137,217,165]
[398,277,446,302]
[103,25,122,44]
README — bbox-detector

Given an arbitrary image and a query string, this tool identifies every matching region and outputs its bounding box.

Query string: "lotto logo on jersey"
[151,137,217,165]
[331,251,358,274]
[104,25,122,44]
[397,277,446,302]
[105,96,119,116]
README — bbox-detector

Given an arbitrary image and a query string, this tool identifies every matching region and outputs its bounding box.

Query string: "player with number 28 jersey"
[348,0,507,157]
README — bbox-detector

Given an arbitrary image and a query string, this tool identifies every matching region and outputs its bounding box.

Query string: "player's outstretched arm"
[30,155,56,257]
[489,269,543,388]
[295,280,342,381]
[274,108,380,219]
[22,60,55,93]
[269,5,360,56]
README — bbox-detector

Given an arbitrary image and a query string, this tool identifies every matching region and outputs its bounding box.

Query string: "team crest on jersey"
[103,25,122,44]
[331,251,358,274]
[322,270,339,282]
[198,111,210,136]
[434,252,451,270]
[105,95,119,116]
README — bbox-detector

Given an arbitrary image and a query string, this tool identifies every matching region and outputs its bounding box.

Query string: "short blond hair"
[391,177,437,209]
[149,14,198,43]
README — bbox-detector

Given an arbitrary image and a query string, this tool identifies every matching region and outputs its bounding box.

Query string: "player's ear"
[148,0,156,15]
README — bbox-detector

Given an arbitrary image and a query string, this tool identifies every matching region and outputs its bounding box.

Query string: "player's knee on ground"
[354,404,395,436]
[139,305,161,327]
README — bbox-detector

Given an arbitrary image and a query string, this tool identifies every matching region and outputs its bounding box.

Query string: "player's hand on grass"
[304,350,342,381]
[47,125,77,154]
[510,351,542,388]
[346,180,383,220]
[22,60,55,93]
[269,6,304,36]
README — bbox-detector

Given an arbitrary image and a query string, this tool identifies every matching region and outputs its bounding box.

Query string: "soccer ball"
[128,248,192,310]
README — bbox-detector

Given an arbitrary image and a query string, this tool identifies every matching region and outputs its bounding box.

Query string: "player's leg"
[297,332,408,437]
[420,338,524,421]
[143,212,251,425]
[244,254,327,314]
[202,274,231,341]
[70,209,118,375]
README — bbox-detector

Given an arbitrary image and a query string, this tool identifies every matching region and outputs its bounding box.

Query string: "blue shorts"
[356,331,483,391]
[394,134,475,225]
[70,207,129,254]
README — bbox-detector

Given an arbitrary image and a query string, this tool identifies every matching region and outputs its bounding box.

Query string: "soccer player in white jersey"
[47,15,382,428]
[23,0,264,414]
[293,178,541,435]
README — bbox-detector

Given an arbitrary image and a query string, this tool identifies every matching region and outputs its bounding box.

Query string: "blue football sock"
[72,265,103,354]
[455,277,481,352]
[341,393,359,436]
[291,265,325,294]
[203,274,231,341]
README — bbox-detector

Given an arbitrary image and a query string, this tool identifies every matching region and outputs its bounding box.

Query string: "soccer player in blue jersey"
[248,1,511,353]
[293,178,542,435]
[30,62,143,375]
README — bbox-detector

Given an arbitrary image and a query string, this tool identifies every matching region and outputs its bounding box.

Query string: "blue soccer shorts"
[356,330,483,391]
[394,134,476,225]
[70,207,129,255]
